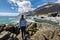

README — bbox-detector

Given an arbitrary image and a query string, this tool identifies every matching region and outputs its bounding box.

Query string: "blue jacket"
[19,19,27,28]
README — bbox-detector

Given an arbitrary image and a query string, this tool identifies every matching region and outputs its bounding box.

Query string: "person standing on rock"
[19,15,27,40]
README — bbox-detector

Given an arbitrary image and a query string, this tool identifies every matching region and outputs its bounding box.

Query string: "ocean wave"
[10,20,19,23]
[9,18,16,20]
[26,19,35,22]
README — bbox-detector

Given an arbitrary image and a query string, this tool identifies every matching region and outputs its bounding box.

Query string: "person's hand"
[18,26,20,30]
[18,28,20,30]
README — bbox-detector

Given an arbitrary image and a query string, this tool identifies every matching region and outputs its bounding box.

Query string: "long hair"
[20,15,25,21]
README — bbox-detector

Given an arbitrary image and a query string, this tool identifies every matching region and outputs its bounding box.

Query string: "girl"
[19,15,27,40]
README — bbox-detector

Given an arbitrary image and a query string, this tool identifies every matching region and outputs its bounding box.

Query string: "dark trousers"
[20,27,26,40]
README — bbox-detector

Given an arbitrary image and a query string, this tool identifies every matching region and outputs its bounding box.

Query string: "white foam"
[26,19,35,22]
[9,18,16,20]
[11,20,19,22]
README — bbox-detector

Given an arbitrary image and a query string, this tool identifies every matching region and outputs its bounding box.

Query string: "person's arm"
[18,21,21,29]
[25,19,27,28]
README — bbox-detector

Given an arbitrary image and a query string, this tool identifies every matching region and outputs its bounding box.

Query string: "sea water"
[0,16,19,24]
[0,16,35,24]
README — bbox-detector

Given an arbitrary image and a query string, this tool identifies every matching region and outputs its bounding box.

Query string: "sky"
[0,0,59,16]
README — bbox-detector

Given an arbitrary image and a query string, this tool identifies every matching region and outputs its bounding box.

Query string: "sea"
[0,16,19,24]
[0,16,60,25]
[0,16,36,24]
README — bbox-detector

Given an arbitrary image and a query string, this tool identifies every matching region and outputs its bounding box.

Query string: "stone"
[0,24,6,32]
[0,31,10,40]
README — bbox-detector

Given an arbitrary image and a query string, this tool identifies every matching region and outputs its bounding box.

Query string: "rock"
[43,30,54,39]
[0,24,6,32]
[4,26,15,34]
[51,35,60,40]
[0,31,10,40]
[30,23,60,40]
[30,34,45,40]
[4,25,20,35]
[15,27,20,35]
[8,33,19,40]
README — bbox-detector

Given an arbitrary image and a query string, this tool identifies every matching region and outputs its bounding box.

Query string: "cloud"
[0,12,19,16]
[8,0,32,13]
[56,0,60,3]
[8,0,16,3]
[17,1,31,13]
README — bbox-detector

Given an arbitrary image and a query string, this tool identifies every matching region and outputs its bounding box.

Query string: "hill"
[33,2,60,17]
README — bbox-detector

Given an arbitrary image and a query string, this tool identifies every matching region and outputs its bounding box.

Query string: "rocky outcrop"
[0,31,10,40]
[0,22,32,40]
[30,23,60,40]
[0,22,60,40]
[4,24,20,35]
